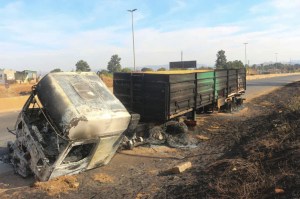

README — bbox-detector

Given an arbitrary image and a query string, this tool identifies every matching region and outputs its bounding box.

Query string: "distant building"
[15,70,38,83]
[0,69,16,84]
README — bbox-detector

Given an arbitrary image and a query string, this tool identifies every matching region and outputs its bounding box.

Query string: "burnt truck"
[8,69,246,181]
[8,72,137,181]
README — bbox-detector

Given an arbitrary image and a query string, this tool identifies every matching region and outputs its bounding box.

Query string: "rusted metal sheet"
[8,72,132,181]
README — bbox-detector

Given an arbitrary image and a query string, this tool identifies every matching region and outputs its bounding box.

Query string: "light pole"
[275,53,278,72]
[181,50,183,68]
[243,43,248,67]
[128,9,137,71]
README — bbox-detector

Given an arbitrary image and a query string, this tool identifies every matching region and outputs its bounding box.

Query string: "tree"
[157,67,166,71]
[197,66,212,70]
[107,54,121,73]
[215,50,227,69]
[226,60,244,69]
[97,69,109,76]
[141,67,153,72]
[75,60,91,72]
[50,68,62,73]
[121,67,132,73]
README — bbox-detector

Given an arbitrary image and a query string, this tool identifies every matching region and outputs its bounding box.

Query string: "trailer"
[114,71,200,122]
[215,69,246,111]
[114,68,246,121]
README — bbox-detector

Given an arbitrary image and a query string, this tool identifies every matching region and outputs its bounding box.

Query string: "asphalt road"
[0,110,19,173]
[244,74,300,100]
[0,111,19,153]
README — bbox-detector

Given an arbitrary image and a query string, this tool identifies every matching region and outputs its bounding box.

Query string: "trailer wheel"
[236,98,243,106]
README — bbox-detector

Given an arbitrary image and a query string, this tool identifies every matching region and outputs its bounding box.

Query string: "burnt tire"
[236,98,243,106]
[165,121,188,135]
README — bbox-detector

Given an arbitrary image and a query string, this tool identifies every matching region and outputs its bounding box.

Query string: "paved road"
[0,111,19,153]
[0,74,300,173]
[0,110,19,173]
[244,74,300,100]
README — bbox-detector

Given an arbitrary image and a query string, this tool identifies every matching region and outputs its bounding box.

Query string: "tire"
[236,98,243,106]
[165,121,188,135]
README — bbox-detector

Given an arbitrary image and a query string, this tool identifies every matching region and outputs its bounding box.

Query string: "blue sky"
[0,0,299,72]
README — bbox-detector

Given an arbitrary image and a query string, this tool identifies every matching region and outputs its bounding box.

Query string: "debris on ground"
[164,161,192,174]
[195,135,210,140]
[93,173,115,183]
[33,176,79,196]
[7,72,133,181]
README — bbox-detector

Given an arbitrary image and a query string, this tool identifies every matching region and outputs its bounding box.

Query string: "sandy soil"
[0,80,299,198]
[0,96,28,113]
[0,83,33,98]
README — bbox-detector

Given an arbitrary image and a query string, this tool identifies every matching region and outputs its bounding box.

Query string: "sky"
[0,0,299,72]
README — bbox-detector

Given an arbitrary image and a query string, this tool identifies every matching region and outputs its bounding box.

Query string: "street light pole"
[243,43,248,67]
[128,9,137,71]
[275,53,278,72]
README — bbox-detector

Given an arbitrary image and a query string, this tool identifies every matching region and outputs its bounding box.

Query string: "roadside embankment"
[0,96,28,113]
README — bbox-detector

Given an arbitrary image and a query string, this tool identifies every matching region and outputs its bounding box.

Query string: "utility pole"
[181,50,183,62]
[128,9,137,71]
[243,43,248,67]
[181,50,183,68]
[275,53,278,71]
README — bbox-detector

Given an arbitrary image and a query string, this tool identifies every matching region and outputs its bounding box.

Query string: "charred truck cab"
[8,72,135,181]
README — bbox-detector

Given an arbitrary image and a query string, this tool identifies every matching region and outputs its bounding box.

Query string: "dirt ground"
[0,80,299,198]
[0,84,33,112]
[0,83,33,98]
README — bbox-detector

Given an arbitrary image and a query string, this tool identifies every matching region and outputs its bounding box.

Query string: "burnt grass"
[155,81,300,199]
[2,81,300,199]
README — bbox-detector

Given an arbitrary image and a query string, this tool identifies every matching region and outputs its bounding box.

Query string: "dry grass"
[0,83,33,98]
[93,173,115,183]
[202,81,300,198]
[100,75,113,87]
[33,176,79,196]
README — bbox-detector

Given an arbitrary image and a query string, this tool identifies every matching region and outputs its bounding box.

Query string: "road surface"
[0,74,300,173]
[244,74,300,100]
